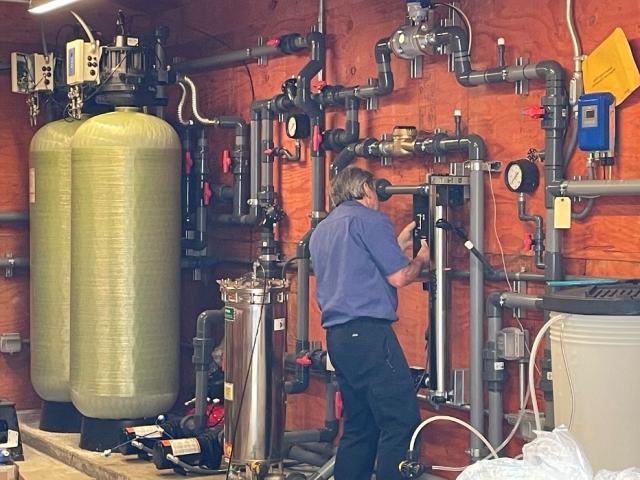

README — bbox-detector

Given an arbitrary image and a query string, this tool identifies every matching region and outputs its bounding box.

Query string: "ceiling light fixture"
[28,0,82,14]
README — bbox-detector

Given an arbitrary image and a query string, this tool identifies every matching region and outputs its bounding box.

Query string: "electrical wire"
[225,263,268,479]
[487,170,513,292]
[529,314,565,431]
[559,321,575,430]
[281,256,302,280]
[184,23,256,102]
[409,415,499,459]
[433,3,473,54]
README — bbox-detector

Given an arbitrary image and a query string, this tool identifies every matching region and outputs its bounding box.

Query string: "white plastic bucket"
[550,312,640,470]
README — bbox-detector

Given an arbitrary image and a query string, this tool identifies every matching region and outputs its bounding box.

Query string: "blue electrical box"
[577,92,616,158]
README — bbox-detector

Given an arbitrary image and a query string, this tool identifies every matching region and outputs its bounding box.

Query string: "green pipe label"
[224,306,235,321]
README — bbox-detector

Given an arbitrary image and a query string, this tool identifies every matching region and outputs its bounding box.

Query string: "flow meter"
[504,159,539,193]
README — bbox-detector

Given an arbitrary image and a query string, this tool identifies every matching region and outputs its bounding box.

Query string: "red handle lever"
[523,233,534,251]
[184,151,193,175]
[266,37,280,48]
[334,391,343,420]
[222,150,231,174]
[522,106,546,119]
[312,125,322,152]
[203,182,212,206]
[311,79,327,93]
[295,355,312,366]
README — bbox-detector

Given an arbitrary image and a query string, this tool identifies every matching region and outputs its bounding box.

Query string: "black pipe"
[322,97,360,151]
[182,128,208,251]
[0,213,29,223]
[216,117,249,217]
[173,33,308,73]
[518,194,545,269]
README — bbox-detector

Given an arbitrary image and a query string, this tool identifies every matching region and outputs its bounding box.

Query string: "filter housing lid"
[543,280,640,316]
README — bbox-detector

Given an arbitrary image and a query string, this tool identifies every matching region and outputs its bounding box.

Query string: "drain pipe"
[485,292,543,448]
[172,33,308,73]
[183,309,224,435]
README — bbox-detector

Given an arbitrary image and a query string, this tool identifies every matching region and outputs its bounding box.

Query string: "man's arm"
[387,239,429,288]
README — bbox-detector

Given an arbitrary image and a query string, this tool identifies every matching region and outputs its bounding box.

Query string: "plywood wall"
[160,0,640,472]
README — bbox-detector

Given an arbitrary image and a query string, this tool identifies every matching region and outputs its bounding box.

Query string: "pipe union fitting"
[389,24,432,60]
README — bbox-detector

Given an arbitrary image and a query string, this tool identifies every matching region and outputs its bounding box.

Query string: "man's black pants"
[326,317,421,480]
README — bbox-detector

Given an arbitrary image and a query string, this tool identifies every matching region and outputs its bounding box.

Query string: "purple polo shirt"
[309,200,410,328]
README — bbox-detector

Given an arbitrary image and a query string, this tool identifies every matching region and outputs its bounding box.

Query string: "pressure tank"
[218,275,288,469]
[70,108,180,422]
[545,282,640,471]
[30,117,89,431]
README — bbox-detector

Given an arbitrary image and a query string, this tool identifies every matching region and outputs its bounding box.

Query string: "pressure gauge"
[286,114,311,140]
[504,159,539,193]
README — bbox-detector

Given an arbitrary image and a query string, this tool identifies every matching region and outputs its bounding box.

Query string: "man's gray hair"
[330,166,375,207]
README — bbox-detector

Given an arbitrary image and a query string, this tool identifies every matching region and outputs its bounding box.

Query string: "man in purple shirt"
[310,166,429,480]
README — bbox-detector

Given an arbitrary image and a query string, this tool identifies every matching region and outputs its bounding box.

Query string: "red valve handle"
[184,150,193,175]
[312,125,322,152]
[203,181,212,206]
[295,355,312,366]
[522,106,546,119]
[311,79,327,93]
[264,148,274,156]
[523,233,534,251]
[266,37,280,48]
[334,391,343,420]
[222,150,231,174]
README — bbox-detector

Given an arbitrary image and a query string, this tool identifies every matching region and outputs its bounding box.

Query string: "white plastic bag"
[457,427,592,480]
[595,468,640,480]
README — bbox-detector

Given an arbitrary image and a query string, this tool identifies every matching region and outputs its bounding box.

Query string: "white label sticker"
[133,425,164,439]
[170,438,201,456]
[29,168,35,204]
[274,317,286,331]
[494,362,505,371]
[0,429,19,449]
[224,382,234,401]
[547,372,553,381]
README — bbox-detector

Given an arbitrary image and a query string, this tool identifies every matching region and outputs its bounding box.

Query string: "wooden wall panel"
[165,0,640,473]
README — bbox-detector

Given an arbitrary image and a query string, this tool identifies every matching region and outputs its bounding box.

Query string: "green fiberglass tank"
[30,117,88,405]
[70,108,180,419]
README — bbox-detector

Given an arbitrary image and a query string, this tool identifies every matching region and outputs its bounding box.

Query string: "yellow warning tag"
[554,197,572,229]
[224,382,234,401]
[583,28,640,106]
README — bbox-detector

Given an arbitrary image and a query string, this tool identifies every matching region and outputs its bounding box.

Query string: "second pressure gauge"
[286,114,311,140]
[504,159,540,193]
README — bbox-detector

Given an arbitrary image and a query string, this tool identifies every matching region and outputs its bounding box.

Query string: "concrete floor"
[17,411,443,480]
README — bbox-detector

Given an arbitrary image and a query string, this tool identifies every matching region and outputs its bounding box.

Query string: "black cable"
[184,23,256,102]
[225,264,268,479]
[281,256,302,280]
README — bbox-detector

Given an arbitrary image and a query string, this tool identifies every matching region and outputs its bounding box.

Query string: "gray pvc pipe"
[0,213,28,222]
[469,160,485,460]
[250,111,261,217]
[261,109,274,190]
[0,258,29,268]
[487,309,502,449]
[287,445,332,467]
[561,179,640,196]
[174,45,282,73]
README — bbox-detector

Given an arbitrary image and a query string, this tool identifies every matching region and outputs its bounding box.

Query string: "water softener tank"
[218,275,288,469]
[544,282,640,471]
[70,108,180,435]
[29,117,88,432]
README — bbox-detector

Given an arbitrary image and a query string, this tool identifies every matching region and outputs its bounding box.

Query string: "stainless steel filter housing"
[218,275,289,466]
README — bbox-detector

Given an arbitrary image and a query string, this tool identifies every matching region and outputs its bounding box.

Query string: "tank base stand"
[79,416,156,452]
[40,401,82,433]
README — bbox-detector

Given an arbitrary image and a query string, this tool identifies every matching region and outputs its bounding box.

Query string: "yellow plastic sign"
[583,27,640,106]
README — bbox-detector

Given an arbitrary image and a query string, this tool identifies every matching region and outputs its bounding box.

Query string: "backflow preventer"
[218,275,289,478]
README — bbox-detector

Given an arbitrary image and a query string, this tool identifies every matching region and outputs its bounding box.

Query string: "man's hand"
[415,239,429,264]
[397,221,416,251]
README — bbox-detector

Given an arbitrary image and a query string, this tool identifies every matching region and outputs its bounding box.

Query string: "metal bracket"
[429,175,469,186]
[515,56,530,96]
[365,78,378,111]
[439,2,463,72]
[257,37,267,66]
[4,254,14,279]
[0,333,23,354]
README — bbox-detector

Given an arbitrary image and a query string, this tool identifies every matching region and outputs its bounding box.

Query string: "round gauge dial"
[504,159,539,193]
[285,114,311,140]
